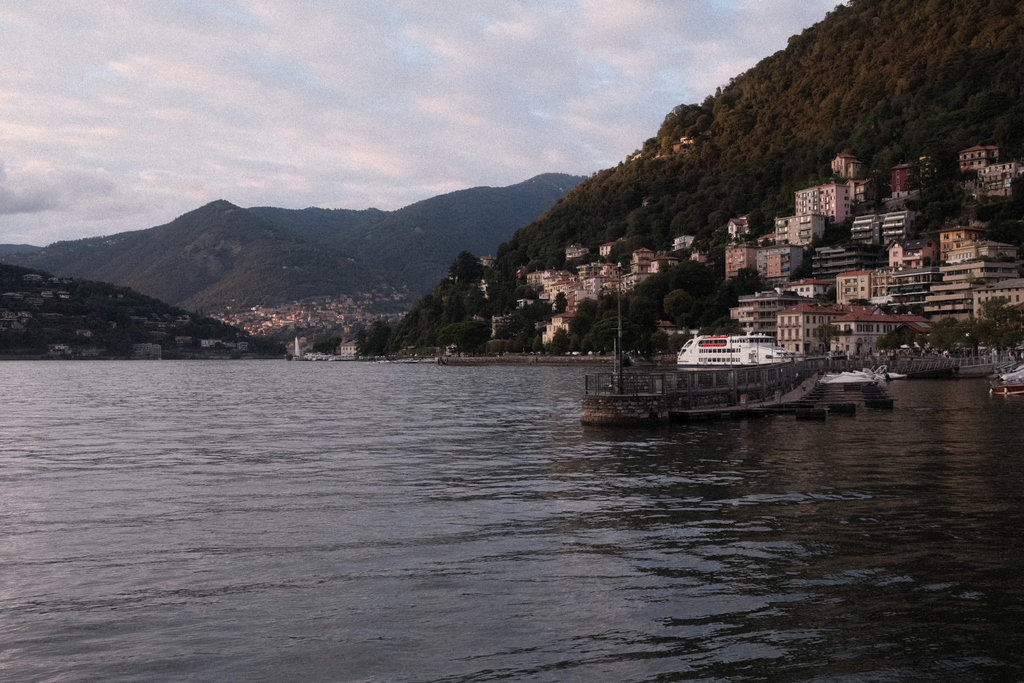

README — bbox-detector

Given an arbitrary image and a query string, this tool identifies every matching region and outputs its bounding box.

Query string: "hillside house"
[757,245,804,285]
[975,161,1023,197]
[891,163,912,198]
[851,214,882,244]
[672,235,695,251]
[881,210,917,243]
[796,183,851,223]
[565,244,590,260]
[946,240,1017,263]
[788,278,830,298]
[923,259,1021,319]
[725,245,760,279]
[889,239,938,270]
[775,213,825,246]
[727,216,749,240]
[832,153,864,179]
[939,226,986,262]
[812,245,886,283]
[847,178,874,204]
[836,270,875,305]
[958,145,999,172]
[886,267,943,307]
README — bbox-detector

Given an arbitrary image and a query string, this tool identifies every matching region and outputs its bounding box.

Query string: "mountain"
[388,0,1024,352]
[248,173,586,292]
[1,200,388,312]
[2,173,584,312]
[0,244,41,256]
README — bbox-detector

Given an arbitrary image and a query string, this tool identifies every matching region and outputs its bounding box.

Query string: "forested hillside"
[506,0,1024,268]
[0,263,281,357]
[388,0,1024,355]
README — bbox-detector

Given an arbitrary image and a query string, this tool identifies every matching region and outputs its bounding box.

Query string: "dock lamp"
[615,262,623,392]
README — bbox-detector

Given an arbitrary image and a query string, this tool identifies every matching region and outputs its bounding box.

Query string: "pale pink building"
[795,183,851,223]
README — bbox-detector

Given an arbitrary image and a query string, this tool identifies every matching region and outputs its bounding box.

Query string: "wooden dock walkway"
[582,360,903,425]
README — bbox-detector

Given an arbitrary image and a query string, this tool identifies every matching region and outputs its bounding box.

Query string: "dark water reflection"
[1,362,1022,682]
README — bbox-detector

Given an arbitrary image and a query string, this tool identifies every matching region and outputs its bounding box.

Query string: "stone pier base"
[581,394,669,426]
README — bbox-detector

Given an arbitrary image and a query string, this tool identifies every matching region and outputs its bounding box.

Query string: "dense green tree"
[814,323,841,351]
[546,329,571,356]
[357,320,392,356]
[437,321,492,355]
[448,251,484,283]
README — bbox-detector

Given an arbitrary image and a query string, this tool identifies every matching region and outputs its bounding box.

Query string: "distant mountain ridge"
[0,244,41,256]
[248,173,586,291]
[1,173,585,311]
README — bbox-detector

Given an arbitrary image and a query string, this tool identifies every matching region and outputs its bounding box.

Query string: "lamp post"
[615,262,623,393]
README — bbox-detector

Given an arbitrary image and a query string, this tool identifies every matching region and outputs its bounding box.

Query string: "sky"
[0,1,837,246]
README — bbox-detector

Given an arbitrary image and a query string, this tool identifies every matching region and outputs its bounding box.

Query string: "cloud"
[0,0,836,245]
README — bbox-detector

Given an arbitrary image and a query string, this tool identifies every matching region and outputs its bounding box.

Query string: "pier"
[581,355,995,426]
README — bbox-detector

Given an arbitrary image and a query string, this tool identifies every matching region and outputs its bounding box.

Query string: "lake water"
[1,360,1023,682]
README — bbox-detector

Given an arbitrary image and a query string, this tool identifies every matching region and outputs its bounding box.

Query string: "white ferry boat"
[677,334,796,368]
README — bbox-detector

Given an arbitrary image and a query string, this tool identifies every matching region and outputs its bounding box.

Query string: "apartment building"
[812,245,886,283]
[757,245,804,285]
[923,260,1021,319]
[795,183,851,223]
[836,270,875,305]
[939,226,986,262]
[774,213,825,246]
[731,289,814,337]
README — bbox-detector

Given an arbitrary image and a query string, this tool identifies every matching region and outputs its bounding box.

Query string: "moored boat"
[677,334,796,368]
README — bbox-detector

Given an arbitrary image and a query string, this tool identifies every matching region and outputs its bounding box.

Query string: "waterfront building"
[776,302,845,355]
[542,312,574,345]
[830,307,931,357]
